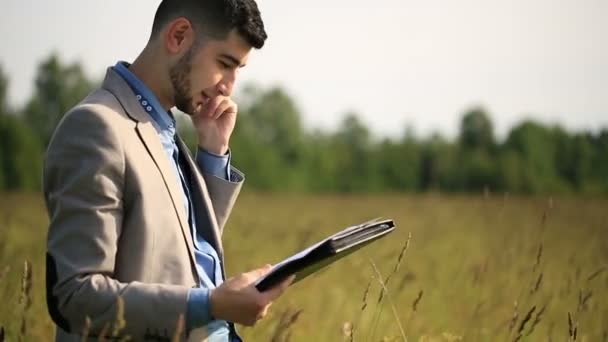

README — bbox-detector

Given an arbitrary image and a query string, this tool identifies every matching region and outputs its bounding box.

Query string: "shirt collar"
[112,61,176,136]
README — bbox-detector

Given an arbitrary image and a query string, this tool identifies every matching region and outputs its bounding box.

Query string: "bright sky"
[1,0,607,139]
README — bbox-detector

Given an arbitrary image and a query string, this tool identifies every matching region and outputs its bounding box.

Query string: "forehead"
[197,29,252,65]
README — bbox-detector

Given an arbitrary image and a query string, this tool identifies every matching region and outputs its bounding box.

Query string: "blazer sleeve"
[44,105,189,340]
[196,152,245,235]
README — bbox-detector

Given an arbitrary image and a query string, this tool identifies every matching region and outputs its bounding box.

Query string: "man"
[43,0,294,341]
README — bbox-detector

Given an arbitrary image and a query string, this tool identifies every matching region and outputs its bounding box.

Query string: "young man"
[43,0,293,341]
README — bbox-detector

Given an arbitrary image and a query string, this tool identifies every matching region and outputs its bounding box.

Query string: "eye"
[218,60,231,69]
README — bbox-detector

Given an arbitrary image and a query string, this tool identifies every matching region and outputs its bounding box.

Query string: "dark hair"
[151,0,267,49]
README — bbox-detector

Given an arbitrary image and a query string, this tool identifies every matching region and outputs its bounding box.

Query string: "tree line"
[1,54,607,194]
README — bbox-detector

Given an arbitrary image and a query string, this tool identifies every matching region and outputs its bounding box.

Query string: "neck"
[129,46,174,111]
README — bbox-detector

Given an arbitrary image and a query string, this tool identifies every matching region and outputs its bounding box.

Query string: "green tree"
[245,87,304,163]
[0,68,43,191]
[504,120,568,193]
[229,85,306,190]
[454,109,500,191]
[553,128,593,191]
[0,115,43,191]
[332,113,381,192]
[301,130,340,192]
[375,134,421,192]
[23,53,95,145]
[459,107,495,151]
[0,65,8,116]
[585,129,608,194]
[0,65,8,186]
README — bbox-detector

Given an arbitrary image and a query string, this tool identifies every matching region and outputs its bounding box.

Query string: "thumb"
[247,264,273,279]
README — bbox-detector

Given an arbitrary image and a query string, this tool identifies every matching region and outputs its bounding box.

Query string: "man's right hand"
[209,265,295,326]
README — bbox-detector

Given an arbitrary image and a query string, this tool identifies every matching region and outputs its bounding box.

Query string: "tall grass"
[0,192,607,341]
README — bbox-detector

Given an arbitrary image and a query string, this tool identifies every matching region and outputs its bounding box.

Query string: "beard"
[169,46,195,115]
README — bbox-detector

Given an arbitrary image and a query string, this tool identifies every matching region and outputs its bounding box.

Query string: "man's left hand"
[191,96,237,155]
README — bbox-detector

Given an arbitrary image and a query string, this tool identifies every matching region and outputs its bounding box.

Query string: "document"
[255,218,395,291]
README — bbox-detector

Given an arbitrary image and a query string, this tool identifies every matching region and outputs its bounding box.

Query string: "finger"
[204,96,223,117]
[246,264,273,279]
[262,274,296,301]
[212,99,231,120]
[214,99,237,120]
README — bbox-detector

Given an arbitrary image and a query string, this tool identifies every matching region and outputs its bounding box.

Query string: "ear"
[163,17,195,55]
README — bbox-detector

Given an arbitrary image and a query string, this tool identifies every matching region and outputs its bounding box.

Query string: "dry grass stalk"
[81,317,91,342]
[577,290,592,313]
[270,308,303,342]
[512,305,535,342]
[349,278,373,341]
[412,291,423,313]
[568,312,577,342]
[97,322,110,342]
[0,266,9,284]
[342,321,353,342]
[368,235,411,342]
[171,314,185,342]
[19,261,32,306]
[541,211,547,227]
[539,207,548,236]
[586,267,605,283]
[284,330,293,342]
[530,273,543,295]
[525,303,546,337]
[532,244,543,272]
[507,301,519,334]
[18,260,32,342]
[547,321,555,342]
[405,290,424,336]
[111,296,126,338]
[369,260,407,342]
[361,279,372,312]
[384,233,412,288]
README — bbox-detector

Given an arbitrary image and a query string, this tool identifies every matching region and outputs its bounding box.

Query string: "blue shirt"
[113,62,236,341]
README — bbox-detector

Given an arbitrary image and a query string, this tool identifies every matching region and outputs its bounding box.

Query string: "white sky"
[1,0,607,139]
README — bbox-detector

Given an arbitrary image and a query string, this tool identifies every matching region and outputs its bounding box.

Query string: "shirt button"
[142,100,148,106]
[136,95,142,100]
[146,106,152,112]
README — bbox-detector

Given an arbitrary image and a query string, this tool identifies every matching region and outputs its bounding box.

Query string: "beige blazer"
[43,67,243,341]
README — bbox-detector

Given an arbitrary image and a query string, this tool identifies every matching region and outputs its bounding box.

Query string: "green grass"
[0,191,606,341]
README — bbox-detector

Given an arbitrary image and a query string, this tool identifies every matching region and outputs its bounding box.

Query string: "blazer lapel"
[135,123,197,259]
[101,68,198,274]
[175,136,224,259]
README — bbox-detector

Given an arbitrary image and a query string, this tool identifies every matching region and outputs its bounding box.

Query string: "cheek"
[191,65,221,91]
[195,56,225,86]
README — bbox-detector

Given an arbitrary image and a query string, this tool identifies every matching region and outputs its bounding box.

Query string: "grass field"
[0,191,606,341]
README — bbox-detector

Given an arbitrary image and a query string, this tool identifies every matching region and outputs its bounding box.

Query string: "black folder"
[255,218,395,291]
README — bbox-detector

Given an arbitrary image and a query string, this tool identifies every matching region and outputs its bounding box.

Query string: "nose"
[218,83,232,97]
[218,70,237,97]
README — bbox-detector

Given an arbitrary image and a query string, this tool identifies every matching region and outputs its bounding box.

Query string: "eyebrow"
[219,53,246,68]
